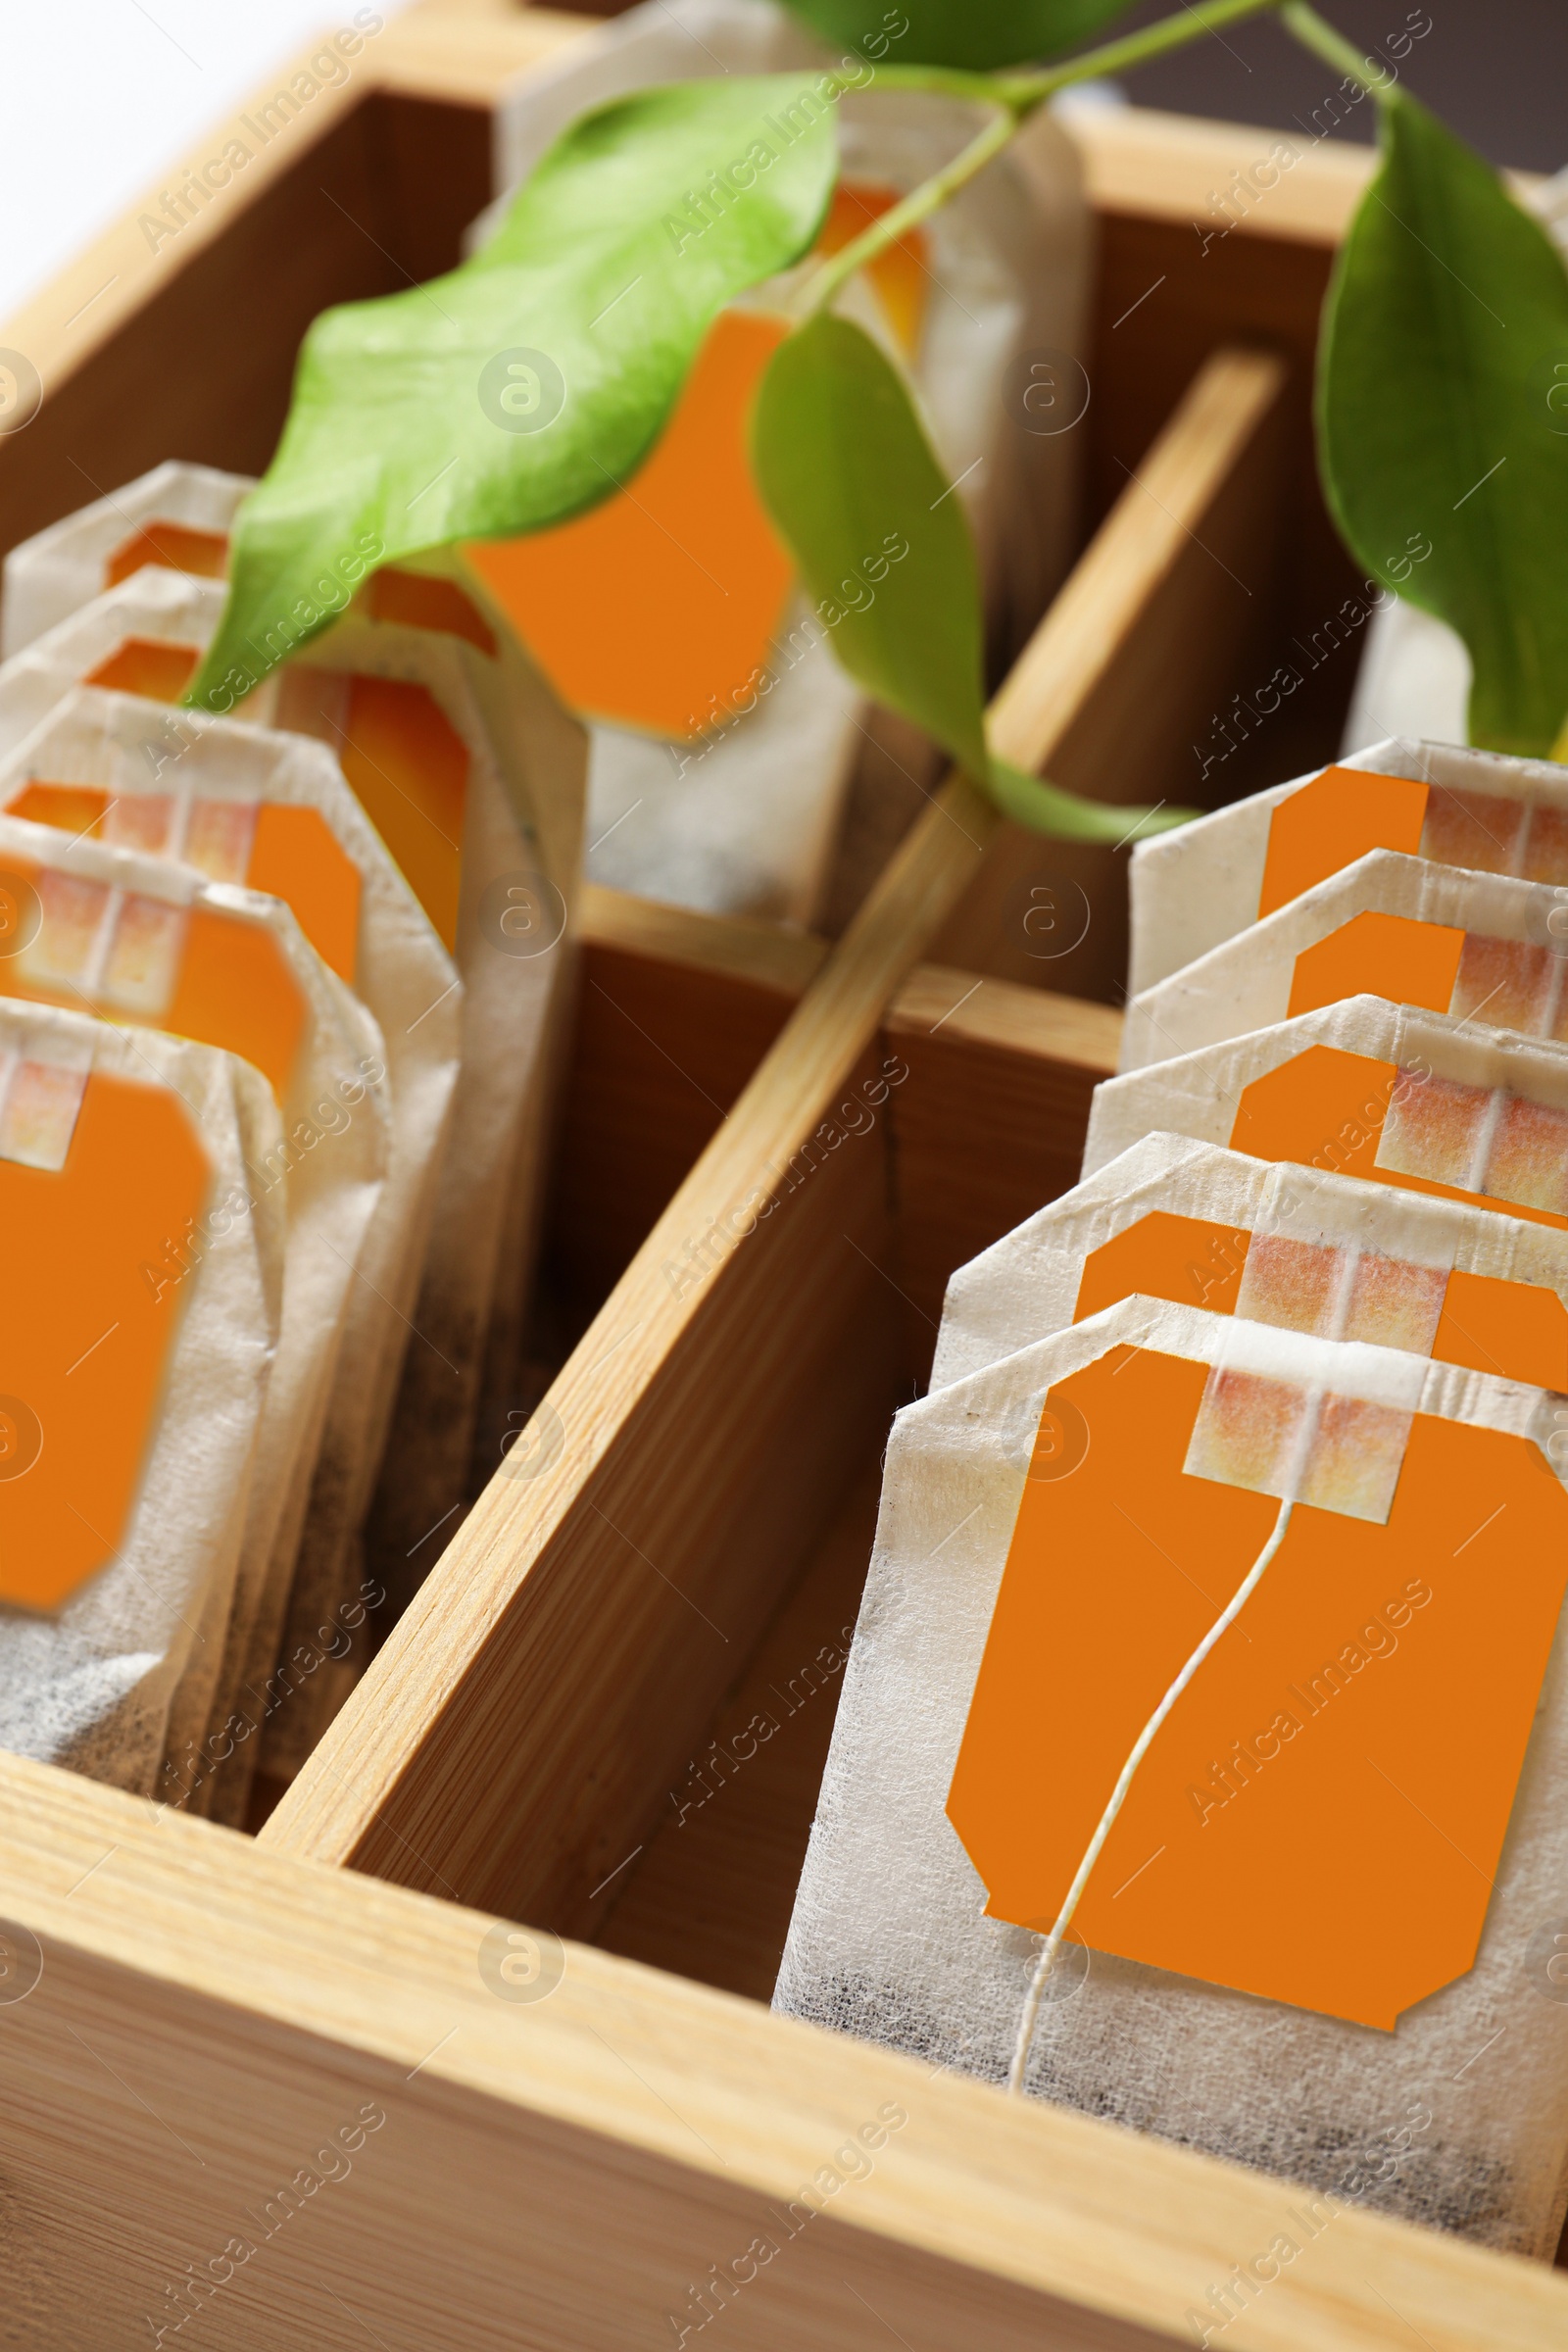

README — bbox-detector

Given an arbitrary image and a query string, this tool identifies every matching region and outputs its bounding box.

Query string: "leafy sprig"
[189,0,1568,821]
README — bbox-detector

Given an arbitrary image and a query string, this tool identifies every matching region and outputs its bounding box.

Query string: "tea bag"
[1127,737,1568,996]
[0,806,390,1807]
[1122,848,1568,1074]
[777,1290,1568,2258]
[1086,995,1568,1239]
[0,683,464,1797]
[473,0,1088,924]
[0,487,587,1601]
[0,1000,275,1794]
[0,460,238,657]
[933,1130,1568,1400]
[0,568,262,760]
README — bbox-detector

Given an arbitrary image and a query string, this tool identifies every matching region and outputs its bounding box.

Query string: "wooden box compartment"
[0,11,1561,2346]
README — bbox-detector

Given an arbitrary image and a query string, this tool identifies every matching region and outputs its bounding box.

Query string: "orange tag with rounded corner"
[947,1345,1568,2027]
[0,1062,211,1610]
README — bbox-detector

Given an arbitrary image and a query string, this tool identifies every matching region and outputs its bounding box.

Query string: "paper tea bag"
[0,807,389,1806]
[1127,737,1568,996]
[0,1000,273,1793]
[933,1130,1568,1400]
[470,0,1088,924]
[0,683,463,1794]
[1085,995,1568,1242]
[0,460,238,658]
[0,567,263,760]
[0,481,586,1595]
[776,1290,1568,2258]
[1121,847,1568,1074]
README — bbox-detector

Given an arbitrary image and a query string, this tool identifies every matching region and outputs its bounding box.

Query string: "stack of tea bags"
[779,736,1568,2260]
[466,0,1088,927]
[0,1003,276,1792]
[0,485,585,1811]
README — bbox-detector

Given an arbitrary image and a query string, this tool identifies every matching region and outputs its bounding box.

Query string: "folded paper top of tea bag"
[0,568,228,760]
[0,806,387,1122]
[777,1290,1568,2255]
[934,1130,1568,1397]
[1128,736,1568,996]
[1089,993,1568,1232]
[0,686,465,1810]
[1122,847,1568,1075]
[0,999,274,1786]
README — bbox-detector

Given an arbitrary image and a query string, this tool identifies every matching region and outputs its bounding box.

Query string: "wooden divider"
[261,347,1290,1927]
[1,1747,1562,2352]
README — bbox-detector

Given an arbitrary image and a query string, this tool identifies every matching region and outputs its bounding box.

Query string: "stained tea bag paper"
[0,686,464,1801]
[0,1004,274,1795]
[776,1292,1568,2258]
[1127,737,1568,996]
[931,1129,1568,1398]
[1122,848,1568,1076]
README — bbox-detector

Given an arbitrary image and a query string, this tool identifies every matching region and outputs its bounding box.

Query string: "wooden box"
[0,9,1561,2344]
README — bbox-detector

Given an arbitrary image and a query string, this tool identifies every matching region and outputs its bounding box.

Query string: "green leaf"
[751,313,1191,841]
[1317,94,1568,757]
[189,75,839,710]
[780,0,1136,71]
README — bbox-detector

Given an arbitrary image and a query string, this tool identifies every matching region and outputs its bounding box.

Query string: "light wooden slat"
[261,348,1288,1921]
[3,1749,1564,2352]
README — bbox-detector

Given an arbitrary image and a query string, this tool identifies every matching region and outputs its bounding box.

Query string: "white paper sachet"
[0,808,389,1811]
[1121,847,1568,1074]
[477,0,1088,925]
[0,1002,273,1794]
[776,1291,1568,2258]
[932,1130,1568,1404]
[1127,737,1568,996]
[0,684,464,1796]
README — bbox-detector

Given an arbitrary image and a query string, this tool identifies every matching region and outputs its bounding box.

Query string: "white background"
[0,0,412,323]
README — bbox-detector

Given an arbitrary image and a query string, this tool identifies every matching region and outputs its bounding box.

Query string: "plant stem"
[809,0,1286,316]
[803,103,1017,316]
[1276,0,1396,101]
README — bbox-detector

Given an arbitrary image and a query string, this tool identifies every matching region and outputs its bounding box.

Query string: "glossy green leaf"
[751,313,1191,840]
[780,0,1135,71]
[1318,94,1568,757]
[189,75,839,710]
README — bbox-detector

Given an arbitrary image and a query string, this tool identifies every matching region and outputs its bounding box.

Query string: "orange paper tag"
[947,1344,1568,2027]
[0,1061,211,1609]
[103,521,228,590]
[1230,1045,1568,1231]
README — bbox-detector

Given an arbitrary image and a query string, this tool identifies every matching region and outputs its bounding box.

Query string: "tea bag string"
[1006,1494,1296,2097]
